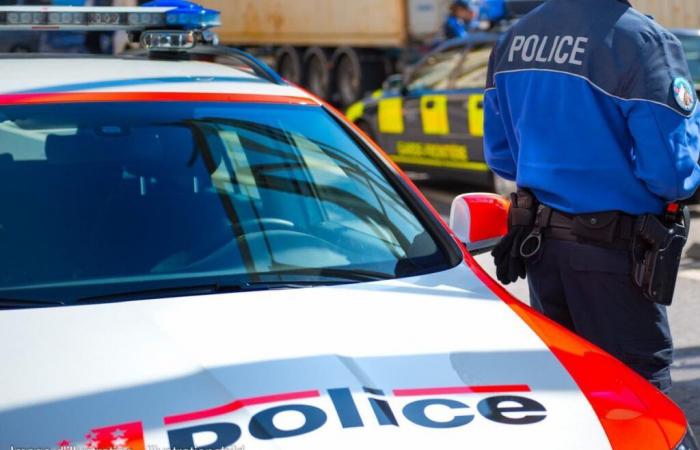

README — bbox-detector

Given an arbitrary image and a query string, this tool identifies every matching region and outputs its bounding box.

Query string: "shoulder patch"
[673,77,696,112]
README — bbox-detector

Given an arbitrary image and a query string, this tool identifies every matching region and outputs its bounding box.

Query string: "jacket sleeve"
[444,16,468,39]
[619,32,700,201]
[483,47,517,181]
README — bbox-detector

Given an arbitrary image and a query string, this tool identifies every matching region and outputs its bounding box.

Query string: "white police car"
[0,2,696,450]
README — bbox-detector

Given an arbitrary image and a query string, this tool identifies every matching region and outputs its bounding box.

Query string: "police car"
[346,36,519,194]
[0,2,697,450]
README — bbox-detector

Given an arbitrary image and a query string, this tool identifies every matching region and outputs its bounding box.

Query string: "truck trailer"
[198,0,459,106]
[199,0,697,106]
[197,0,539,106]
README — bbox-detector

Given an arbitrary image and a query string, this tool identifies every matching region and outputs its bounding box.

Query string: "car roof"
[432,32,500,54]
[0,55,317,101]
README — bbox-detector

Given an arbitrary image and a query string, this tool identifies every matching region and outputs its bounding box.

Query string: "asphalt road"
[416,180,700,438]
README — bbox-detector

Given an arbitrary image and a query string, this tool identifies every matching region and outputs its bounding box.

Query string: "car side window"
[451,47,493,89]
[407,48,467,92]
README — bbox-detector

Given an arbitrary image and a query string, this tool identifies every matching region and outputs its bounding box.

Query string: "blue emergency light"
[0,0,220,32]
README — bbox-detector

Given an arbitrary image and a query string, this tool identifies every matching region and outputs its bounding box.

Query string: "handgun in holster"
[632,203,691,306]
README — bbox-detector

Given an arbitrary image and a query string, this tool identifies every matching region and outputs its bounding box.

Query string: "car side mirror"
[382,74,405,93]
[449,193,510,254]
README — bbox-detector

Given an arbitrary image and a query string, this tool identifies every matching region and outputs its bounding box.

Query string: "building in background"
[634,0,700,29]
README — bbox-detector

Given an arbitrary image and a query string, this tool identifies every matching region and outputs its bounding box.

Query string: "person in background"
[443,0,475,40]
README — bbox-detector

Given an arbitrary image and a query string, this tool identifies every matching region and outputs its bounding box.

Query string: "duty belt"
[546,211,635,242]
[520,206,636,257]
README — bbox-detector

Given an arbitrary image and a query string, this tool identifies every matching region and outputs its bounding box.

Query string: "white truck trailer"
[199,0,699,105]
[199,0,460,106]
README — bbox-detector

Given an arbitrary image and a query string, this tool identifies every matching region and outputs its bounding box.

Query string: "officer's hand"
[492,191,536,285]
[492,225,528,285]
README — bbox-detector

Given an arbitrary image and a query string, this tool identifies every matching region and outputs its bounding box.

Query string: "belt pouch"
[571,212,620,244]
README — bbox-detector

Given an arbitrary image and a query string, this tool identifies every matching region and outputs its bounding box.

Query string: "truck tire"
[333,47,364,107]
[275,46,303,85]
[333,48,388,107]
[303,47,331,100]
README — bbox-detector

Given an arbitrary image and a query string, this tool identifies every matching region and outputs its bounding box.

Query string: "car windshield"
[678,34,700,82]
[0,102,452,305]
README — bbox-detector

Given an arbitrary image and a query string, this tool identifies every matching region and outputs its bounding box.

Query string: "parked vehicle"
[198,0,541,106]
[346,35,517,194]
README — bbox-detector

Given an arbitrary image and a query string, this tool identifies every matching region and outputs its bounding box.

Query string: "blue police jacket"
[444,15,469,40]
[484,0,700,215]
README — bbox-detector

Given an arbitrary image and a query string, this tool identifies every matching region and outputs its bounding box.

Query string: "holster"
[632,207,690,306]
[509,189,537,228]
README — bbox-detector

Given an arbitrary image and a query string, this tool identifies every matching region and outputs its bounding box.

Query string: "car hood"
[0,264,612,449]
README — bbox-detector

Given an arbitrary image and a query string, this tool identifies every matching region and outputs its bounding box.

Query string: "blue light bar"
[0,0,219,32]
[143,0,221,31]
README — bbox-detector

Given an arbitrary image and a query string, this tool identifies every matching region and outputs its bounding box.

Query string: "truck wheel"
[334,48,364,107]
[492,174,517,197]
[275,46,302,85]
[304,47,331,100]
[334,48,388,107]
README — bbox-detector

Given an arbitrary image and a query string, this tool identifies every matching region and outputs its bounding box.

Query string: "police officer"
[444,0,475,40]
[483,0,700,392]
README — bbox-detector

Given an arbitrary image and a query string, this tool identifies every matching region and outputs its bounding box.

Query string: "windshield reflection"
[0,102,451,305]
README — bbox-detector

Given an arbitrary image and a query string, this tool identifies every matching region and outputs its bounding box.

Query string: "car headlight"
[677,428,699,450]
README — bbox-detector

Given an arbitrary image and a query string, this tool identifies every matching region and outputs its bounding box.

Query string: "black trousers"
[526,238,673,392]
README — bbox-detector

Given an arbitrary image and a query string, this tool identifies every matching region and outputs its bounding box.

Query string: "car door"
[388,45,468,172]
[372,44,464,159]
[443,45,494,178]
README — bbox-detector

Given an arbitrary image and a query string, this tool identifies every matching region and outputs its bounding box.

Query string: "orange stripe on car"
[0,92,318,106]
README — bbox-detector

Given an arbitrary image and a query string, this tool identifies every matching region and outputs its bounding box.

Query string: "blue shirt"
[444,15,469,40]
[484,0,700,215]
[479,0,506,22]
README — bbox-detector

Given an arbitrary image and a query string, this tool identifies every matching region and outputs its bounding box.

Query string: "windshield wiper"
[1,270,394,308]
[74,281,333,305]
[75,270,392,305]
[0,298,65,310]
[269,268,394,282]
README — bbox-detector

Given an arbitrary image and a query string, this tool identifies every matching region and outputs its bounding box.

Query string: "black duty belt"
[520,206,636,257]
[546,210,636,244]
